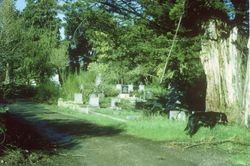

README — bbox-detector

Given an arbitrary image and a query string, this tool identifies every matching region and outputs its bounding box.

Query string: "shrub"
[101,84,119,97]
[0,83,36,101]
[34,81,59,104]
[117,99,135,110]
[61,72,96,103]
[100,97,111,108]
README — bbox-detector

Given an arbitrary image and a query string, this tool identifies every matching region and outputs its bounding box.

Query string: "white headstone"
[58,98,63,107]
[116,84,122,91]
[128,84,134,92]
[139,84,145,92]
[74,93,83,104]
[89,94,99,107]
[50,74,60,85]
[118,93,130,99]
[169,111,186,121]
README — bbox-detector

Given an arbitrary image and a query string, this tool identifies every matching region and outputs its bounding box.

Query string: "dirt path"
[5,102,231,166]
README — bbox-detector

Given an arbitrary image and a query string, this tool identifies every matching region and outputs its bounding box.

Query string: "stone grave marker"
[116,84,122,91]
[89,94,99,107]
[169,111,186,121]
[121,85,129,94]
[111,98,120,109]
[128,84,134,93]
[139,84,145,92]
[118,85,130,98]
[74,93,83,104]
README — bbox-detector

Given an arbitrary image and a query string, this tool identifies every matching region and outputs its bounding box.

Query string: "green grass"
[94,108,142,119]
[49,105,250,165]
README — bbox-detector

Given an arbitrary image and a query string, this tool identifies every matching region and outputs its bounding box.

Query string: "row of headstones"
[74,84,146,107]
[74,93,187,120]
[116,84,145,94]
[75,93,122,109]
[74,93,100,107]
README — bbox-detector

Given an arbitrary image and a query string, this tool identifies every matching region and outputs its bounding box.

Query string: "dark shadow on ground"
[0,102,124,155]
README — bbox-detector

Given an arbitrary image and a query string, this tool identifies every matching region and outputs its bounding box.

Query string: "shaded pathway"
[5,102,231,166]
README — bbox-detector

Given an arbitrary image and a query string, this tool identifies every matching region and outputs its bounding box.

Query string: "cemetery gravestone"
[128,84,134,93]
[139,84,145,92]
[116,84,122,91]
[50,74,60,85]
[122,85,129,94]
[169,111,186,121]
[74,93,83,104]
[119,85,130,98]
[89,94,99,107]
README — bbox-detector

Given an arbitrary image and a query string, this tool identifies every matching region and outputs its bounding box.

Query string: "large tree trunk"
[244,39,250,127]
[200,20,248,122]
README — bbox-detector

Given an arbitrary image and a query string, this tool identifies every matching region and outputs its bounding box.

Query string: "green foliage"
[0,0,25,83]
[169,0,185,20]
[146,84,167,98]
[99,97,110,108]
[101,84,119,97]
[34,81,59,104]
[117,99,135,110]
[0,83,36,100]
[60,72,96,102]
[23,0,59,31]
[20,0,60,83]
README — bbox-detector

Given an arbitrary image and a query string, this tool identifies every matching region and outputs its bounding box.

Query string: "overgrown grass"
[52,105,250,142]
[61,72,96,102]
[50,105,250,165]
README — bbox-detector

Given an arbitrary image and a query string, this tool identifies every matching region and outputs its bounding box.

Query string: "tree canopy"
[0,0,248,111]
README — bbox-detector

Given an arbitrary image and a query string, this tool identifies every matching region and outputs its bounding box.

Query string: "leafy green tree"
[0,0,24,84]
[50,41,69,85]
[21,0,61,83]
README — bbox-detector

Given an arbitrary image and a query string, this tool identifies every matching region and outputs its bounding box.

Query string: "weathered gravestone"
[50,73,60,85]
[111,98,120,109]
[74,93,83,104]
[89,94,99,107]
[139,84,145,92]
[169,111,186,121]
[119,85,130,98]
[122,85,129,93]
[116,84,122,91]
[128,84,134,93]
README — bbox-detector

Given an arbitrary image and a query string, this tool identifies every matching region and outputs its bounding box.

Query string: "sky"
[15,0,26,11]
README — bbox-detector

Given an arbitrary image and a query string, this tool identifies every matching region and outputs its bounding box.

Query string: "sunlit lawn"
[48,104,250,165]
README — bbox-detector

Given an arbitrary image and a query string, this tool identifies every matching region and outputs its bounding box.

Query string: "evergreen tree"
[22,0,61,83]
[0,0,24,84]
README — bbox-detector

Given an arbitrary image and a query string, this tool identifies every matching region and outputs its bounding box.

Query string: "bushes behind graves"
[0,83,36,101]
[60,72,96,103]
[99,97,111,108]
[34,80,59,104]
[135,83,186,116]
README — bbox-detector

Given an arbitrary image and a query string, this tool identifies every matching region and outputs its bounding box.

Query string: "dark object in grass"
[184,111,228,137]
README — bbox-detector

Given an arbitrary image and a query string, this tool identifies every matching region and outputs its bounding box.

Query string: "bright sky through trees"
[15,0,65,39]
[15,0,26,11]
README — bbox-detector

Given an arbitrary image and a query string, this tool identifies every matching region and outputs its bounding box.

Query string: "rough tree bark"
[244,39,250,127]
[200,20,248,123]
